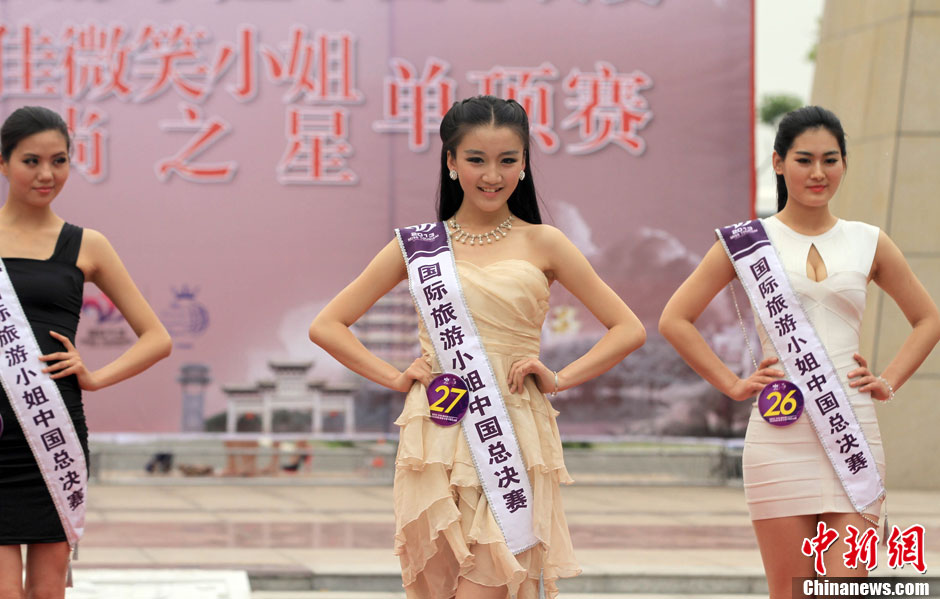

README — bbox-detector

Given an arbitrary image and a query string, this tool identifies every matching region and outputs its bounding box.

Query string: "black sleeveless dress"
[0,223,87,545]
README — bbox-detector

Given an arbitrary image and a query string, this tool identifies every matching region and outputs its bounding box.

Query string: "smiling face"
[0,128,70,208]
[773,127,845,210]
[446,124,525,219]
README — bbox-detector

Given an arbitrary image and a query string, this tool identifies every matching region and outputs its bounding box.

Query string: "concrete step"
[245,569,769,595]
[253,594,769,599]
[88,438,743,486]
[247,568,940,595]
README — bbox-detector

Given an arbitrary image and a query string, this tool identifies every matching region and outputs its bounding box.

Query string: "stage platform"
[65,482,940,597]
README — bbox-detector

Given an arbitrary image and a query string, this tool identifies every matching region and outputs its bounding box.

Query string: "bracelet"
[876,376,895,402]
[552,371,558,398]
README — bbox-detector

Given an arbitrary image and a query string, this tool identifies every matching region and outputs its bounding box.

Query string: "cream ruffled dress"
[394,259,581,598]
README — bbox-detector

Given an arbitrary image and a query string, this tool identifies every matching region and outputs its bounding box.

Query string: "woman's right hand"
[391,356,433,393]
[727,357,785,401]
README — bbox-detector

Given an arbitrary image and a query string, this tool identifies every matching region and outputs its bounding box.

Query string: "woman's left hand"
[848,353,891,401]
[507,357,557,395]
[40,331,100,391]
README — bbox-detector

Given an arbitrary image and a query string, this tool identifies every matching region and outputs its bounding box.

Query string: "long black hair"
[1,105,71,162]
[773,105,846,212]
[437,96,541,223]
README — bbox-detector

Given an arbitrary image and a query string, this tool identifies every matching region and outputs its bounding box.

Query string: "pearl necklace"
[447,215,514,246]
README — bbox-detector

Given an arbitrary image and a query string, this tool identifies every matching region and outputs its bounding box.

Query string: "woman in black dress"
[0,106,172,598]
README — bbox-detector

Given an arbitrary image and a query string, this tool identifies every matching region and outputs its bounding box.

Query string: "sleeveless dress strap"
[49,223,84,265]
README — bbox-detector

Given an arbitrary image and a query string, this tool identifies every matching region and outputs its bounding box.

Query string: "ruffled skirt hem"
[394,462,581,599]
[394,401,580,598]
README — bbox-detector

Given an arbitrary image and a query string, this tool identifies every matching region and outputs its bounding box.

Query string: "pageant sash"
[716,220,885,513]
[396,222,539,554]
[0,258,87,549]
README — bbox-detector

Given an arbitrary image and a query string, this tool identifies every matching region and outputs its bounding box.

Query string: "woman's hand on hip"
[848,353,892,401]
[508,357,556,395]
[727,357,784,402]
[392,356,433,393]
[40,330,101,391]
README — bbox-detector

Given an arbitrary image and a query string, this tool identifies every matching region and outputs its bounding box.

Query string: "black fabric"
[0,222,87,544]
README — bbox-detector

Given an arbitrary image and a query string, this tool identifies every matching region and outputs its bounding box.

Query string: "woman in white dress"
[658,106,940,598]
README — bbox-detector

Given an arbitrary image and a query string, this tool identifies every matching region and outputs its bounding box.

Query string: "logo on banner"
[161,285,210,349]
[79,292,134,348]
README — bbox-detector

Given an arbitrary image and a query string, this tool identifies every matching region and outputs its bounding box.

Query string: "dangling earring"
[449,170,458,181]
[519,170,526,181]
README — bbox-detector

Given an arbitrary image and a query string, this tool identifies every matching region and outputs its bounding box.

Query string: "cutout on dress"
[805,244,829,282]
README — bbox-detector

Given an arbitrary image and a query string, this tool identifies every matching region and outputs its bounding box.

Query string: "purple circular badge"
[758,379,804,427]
[426,373,470,427]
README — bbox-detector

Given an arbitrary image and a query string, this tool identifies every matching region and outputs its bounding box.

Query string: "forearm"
[878,317,940,392]
[556,322,645,391]
[659,318,739,396]
[309,319,405,390]
[89,329,172,390]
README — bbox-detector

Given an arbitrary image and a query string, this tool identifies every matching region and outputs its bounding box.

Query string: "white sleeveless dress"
[742,216,886,521]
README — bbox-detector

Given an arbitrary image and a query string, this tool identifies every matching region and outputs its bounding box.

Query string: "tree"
[759,94,803,127]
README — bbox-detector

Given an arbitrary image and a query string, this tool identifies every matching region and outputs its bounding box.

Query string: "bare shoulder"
[76,228,121,280]
[871,228,906,278]
[81,227,106,243]
[79,228,115,256]
[873,228,903,261]
[522,223,569,248]
[519,224,587,279]
[876,228,895,247]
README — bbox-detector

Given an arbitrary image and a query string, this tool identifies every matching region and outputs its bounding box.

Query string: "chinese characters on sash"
[0,260,87,550]
[397,222,538,554]
[716,220,884,514]
[750,254,871,475]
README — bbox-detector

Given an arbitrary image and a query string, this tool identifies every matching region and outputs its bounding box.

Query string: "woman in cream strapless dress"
[659,106,939,599]
[394,260,578,597]
[311,96,646,599]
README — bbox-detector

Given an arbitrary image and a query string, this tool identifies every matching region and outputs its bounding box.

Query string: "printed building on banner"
[222,361,356,435]
[353,284,420,372]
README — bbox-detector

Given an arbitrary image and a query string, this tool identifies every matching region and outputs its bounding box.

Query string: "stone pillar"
[345,395,355,435]
[812,0,940,489]
[177,364,210,433]
[226,403,236,434]
[312,385,323,434]
[262,393,273,435]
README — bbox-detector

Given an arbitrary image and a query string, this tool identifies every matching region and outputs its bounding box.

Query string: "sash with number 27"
[396,222,539,554]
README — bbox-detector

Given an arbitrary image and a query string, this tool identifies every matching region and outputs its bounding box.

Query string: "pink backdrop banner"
[0,0,754,436]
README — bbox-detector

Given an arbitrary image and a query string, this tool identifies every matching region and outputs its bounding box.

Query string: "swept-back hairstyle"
[437,95,541,223]
[773,105,846,212]
[1,106,71,162]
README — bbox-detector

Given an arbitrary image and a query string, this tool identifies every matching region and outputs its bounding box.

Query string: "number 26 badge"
[758,380,804,426]
[426,373,470,427]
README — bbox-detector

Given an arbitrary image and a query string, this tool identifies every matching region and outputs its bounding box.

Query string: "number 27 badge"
[758,380,804,426]
[426,373,470,427]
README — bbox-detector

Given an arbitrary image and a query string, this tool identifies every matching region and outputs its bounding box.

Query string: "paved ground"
[62,480,940,596]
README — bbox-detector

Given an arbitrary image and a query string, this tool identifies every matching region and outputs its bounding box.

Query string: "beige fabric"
[743,218,885,521]
[394,259,581,598]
